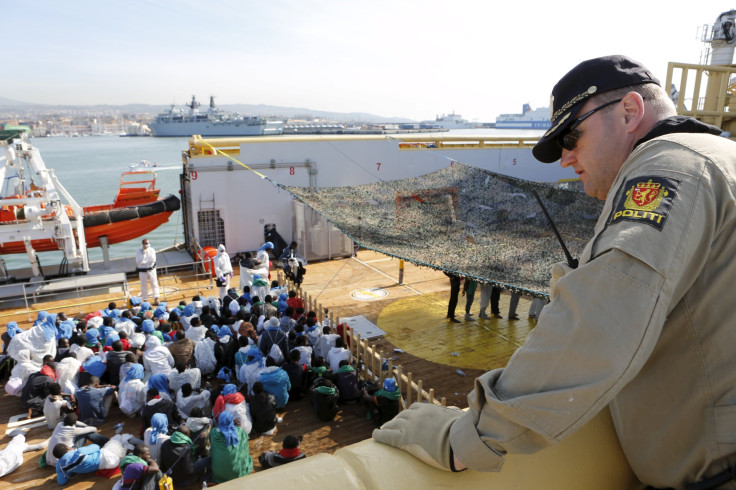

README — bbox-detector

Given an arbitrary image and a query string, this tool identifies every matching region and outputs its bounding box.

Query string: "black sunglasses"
[558,98,623,151]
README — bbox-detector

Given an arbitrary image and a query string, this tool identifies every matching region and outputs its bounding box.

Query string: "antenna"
[531,189,579,269]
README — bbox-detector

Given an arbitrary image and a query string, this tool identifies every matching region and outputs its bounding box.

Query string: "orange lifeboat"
[0,171,180,255]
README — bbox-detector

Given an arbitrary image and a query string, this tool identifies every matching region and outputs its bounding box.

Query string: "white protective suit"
[7,325,55,366]
[55,356,82,394]
[136,242,159,301]
[142,337,174,376]
[5,350,40,396]
[213,244,234,300]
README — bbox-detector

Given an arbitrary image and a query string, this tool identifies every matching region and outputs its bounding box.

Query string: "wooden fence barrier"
[278,270,446,409]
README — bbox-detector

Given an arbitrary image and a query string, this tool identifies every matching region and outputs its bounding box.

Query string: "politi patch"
[610,176,681,231]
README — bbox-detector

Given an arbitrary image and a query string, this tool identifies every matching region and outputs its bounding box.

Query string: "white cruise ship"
[495,104,551,130]
[149,96,284,137]
[427,112,475,129]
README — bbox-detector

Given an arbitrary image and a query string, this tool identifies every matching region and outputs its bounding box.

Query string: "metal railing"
[0,259,215,322]
[153,259,215,303]
[666,61,736,132]
[0,273,129,321]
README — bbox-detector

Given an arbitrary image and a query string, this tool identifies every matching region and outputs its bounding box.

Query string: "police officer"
[374,55,736,488]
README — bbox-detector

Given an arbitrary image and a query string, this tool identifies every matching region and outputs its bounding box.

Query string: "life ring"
[191,171,198,181]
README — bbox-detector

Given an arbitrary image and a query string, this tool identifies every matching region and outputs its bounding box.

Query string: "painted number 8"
[290,167,295,175]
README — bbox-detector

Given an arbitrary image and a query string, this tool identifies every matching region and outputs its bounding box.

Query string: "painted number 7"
[376,162,381,171]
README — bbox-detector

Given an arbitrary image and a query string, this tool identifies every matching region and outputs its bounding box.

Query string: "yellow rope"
[200,141,270,180]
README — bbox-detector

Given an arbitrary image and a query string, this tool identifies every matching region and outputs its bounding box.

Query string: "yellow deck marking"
[377,291,537,371]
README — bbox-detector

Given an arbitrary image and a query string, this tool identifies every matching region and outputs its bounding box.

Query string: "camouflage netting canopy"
[282,163,603,297]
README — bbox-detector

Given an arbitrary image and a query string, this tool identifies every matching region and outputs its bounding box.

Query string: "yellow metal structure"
[666,61,736,137]
[186,133,540,158]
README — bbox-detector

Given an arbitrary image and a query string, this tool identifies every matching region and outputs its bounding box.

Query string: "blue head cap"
[218,411,239,447]
[154,302,168,318]
[142,319,155,333]
[6,322,21,338]
[105,333,121,347]
[86,328,100,344]
[39,317,56,342]
[217,367,232,383]
[383,378,397,392]
[124,363,144,382]
[35,311,49,324]
[82,356,106,378]
[148,373,170,396]
[57,320,74,340]
[149,413,169,444]
[218,325,231,338]
[141,302,151,312]
[246,346,263,365]
[182,304,195,317]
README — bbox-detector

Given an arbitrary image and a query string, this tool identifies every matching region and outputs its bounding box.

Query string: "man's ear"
[621,91,645,131]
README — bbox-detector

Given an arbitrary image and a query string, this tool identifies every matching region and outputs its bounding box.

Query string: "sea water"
[2,129,545,272]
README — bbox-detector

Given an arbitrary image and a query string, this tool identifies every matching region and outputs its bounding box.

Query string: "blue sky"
[6,1,724,121]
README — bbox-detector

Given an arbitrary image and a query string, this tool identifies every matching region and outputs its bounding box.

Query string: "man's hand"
[550,260,574,300]
[372,402,463,471]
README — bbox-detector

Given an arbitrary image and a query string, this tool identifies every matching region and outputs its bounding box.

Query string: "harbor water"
[2,129,545,272]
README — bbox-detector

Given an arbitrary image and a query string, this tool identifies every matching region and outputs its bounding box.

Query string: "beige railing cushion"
[220,407,641,489]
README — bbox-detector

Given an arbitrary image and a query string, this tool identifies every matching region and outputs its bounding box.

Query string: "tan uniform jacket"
[449,132,736,488]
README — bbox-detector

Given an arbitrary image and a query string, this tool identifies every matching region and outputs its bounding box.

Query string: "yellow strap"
[200,141,269,180]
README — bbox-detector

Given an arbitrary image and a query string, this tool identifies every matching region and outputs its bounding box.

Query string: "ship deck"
[0,249,538,489]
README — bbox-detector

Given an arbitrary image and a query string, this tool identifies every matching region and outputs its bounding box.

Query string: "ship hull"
[149,120,284,137]
[495,120,552,129]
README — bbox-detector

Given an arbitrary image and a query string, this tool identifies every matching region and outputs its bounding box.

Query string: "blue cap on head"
[6,322,21,338]
[86,328,100,343]
[182,304,195,317]
[217,367,232,383]
[142,319,155,333]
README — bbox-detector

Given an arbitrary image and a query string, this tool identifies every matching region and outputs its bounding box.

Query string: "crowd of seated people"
[0,274,402,486]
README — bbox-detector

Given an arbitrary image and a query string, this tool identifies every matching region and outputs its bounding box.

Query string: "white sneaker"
[276,417,283,423]
[464,313,474,321]
[478,313,491,319]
